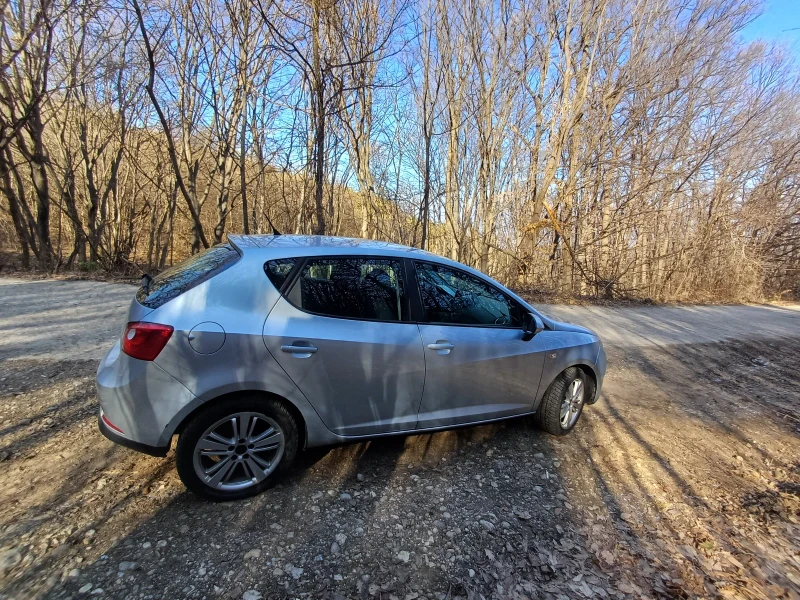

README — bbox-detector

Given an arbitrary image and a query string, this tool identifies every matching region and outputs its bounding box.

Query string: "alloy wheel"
[192,411,285,491]
[560,378,584,429]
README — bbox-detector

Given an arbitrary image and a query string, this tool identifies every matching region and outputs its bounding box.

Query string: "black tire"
[536,367,594,436]
[176,395,298,501]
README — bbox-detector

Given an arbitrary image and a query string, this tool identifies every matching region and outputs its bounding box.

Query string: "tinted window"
[136,244,240,309]
[264,259,297,290]
[286,258,405,321]
[415,261,521,326]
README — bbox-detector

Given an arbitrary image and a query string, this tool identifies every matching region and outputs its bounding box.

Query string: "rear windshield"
[136,244,240,309]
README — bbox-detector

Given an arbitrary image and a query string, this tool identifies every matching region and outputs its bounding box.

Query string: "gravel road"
[0,277,798,600]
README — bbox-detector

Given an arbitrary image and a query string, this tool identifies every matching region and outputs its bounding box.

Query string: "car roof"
[228,234,438,259]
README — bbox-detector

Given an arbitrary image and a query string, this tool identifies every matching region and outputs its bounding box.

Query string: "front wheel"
[176,396,298,500]
[536,367,594,436]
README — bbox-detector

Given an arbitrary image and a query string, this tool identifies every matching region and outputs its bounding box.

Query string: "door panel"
[411,260,547,428]
[263,297,425,437]
[416,325,547,428]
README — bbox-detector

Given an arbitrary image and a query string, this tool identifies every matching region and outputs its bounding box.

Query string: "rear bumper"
[96,340,198,451]
[98,412,169,457]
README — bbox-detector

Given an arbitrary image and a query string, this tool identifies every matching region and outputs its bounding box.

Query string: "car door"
[262,256,425,437]
[412,260,547,429]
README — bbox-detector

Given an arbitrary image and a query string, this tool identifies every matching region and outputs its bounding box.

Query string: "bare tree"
[0,0,797,302]
[132,0,210,251]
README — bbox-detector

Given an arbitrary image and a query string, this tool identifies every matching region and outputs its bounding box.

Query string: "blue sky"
[742,0,800,57]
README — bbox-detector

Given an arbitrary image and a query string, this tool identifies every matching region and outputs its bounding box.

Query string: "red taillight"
[121,322,174,361]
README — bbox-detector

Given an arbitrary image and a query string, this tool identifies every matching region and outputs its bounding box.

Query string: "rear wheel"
[176,396,298,500]
[536,367,594,436]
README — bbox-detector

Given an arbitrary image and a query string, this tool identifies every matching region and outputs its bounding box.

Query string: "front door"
[412,261,547,429]
[263,256,425,437]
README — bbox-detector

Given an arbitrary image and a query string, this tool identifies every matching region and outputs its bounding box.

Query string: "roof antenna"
[265,215,281,236]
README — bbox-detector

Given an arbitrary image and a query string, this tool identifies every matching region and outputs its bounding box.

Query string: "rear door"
[411,260,547,429]
[262,256,425,436]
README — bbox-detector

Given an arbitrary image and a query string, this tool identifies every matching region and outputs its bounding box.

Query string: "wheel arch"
[169,390,308,450]
[574,362,598,391]
[534,358,600,410]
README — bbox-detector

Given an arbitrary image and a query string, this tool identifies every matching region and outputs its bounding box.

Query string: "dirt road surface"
[0,277,798,600]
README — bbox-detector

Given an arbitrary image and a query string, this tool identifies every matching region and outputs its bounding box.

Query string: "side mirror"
[522,312,544,341]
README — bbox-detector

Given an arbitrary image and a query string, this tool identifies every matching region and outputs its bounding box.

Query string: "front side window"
[136,244,240,309]
[415,261,521,327]
[285,257,405,321]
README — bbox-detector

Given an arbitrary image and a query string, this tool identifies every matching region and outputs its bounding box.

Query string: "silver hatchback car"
[97,235,606,499]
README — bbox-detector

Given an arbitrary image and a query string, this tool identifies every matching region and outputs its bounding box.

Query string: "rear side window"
[264,259,297,291]
[136,244,240,309]
[285,257,405,321]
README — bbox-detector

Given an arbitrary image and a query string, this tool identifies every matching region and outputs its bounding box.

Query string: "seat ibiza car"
[97,235,606,500]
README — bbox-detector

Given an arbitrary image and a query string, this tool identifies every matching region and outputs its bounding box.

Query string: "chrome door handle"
[427,341,454,354]
[281,344,318,357]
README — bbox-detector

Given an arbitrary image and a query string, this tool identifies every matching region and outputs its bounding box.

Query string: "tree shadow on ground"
[558,338,800,598]
[2,338,799,600]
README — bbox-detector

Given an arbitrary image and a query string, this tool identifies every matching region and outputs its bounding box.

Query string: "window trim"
[264,257,303,294]
[278,255,412,324]
[410,259,524,330]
